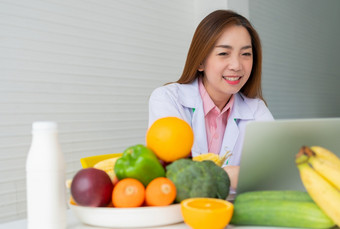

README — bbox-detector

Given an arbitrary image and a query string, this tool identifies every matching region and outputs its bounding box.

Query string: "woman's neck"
[202,78,232,111]
[213,95,232,111]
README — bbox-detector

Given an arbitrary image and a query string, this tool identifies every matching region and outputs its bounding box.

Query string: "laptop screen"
[236,118,340,194]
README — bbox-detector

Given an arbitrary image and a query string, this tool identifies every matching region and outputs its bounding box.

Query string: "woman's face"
[200,25,253,105]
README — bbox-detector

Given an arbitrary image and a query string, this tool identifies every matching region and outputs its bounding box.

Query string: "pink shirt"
[198,78,234,155]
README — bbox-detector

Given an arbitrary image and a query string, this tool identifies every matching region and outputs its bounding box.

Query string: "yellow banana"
[310,146,340,167]
[295,146,340,226]
[308,156,340,190]
[296,154,340,227]
[298,146,340,190]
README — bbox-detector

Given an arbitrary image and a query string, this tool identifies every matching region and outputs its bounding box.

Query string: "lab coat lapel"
[219,93,253,158]
[178,79,208,156]
[220,115,239,158]
[191,104,208,155]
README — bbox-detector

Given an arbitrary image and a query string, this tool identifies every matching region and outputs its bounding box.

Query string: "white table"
[0,210,202,229]
[0,209,290,229]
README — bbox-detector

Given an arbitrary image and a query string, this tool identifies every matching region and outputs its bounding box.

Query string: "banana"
[308,156,340,190]
[296,162,340,226]
[298,146,340,190]
[310,146,340,167]
[296,148,340,227]
[93,157,120,181]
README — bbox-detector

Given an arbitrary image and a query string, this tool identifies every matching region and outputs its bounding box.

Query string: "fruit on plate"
[146,117,194,162]
[231,190,334,228]
[112,178,145,208]
[145,177,176,206]
[93,157,120,182]
[296,146,340,227]
[166,159,230,202]
[181,198,233,229]
[71,168,113,207]
[192,151,231,167]
[114,144,165,186]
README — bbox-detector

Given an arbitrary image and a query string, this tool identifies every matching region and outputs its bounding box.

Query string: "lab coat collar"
[177,78,254,121]
[177,78,201,109]
[230,93,254,121]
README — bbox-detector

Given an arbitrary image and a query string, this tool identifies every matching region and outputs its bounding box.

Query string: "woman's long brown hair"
[176,10,264,101]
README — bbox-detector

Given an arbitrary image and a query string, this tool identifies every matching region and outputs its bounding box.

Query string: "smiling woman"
[148,10,274,193]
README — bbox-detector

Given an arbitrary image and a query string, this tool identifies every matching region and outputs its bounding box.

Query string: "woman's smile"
[222,75,242,85]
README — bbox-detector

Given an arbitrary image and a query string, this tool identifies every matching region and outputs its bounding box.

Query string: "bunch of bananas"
[296,146,340,227]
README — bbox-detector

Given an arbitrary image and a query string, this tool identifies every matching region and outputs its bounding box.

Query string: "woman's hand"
[223,165,240,190]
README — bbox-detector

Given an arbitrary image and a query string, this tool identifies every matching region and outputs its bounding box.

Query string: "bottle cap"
[32,121,58,132]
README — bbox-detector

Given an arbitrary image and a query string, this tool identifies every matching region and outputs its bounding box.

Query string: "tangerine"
[112,178,145,208]
[145,177,176,206]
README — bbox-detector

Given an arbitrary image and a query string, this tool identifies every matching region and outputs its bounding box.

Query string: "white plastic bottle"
[26,121,66,229]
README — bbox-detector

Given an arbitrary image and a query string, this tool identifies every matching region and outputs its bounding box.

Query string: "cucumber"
[234,190,313,203]
[230,199,335,228]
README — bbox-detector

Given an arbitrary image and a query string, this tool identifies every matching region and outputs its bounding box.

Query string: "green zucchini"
[234,190,313,203]
[230,199,335,228]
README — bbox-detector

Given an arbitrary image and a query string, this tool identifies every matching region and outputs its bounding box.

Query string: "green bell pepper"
[114,144,165,186]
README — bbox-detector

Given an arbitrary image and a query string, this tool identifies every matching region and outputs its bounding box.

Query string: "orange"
[145,177,176,206]
[146,117,194,162]
[112,178,145,208]
[181,198,234,229]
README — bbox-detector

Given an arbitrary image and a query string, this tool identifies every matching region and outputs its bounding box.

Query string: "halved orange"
[181,198,234,229]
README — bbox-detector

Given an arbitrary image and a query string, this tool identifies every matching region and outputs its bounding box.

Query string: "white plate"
[70,203,183,228]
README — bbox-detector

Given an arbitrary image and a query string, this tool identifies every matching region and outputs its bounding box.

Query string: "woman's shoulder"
[236,93,274,120]
[150,80,198,99]
[153,82,180,91]
[150,82,181,99]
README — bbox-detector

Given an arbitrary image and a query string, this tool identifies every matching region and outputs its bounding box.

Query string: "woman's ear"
[198,63,204,72]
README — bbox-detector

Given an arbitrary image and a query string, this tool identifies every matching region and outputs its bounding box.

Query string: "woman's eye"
[242,52,252,56]
[218,52,228,56]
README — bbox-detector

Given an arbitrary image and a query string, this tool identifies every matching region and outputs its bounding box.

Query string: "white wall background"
[1,0,340,224]
[247,0,340,118]
[0,0,203,223]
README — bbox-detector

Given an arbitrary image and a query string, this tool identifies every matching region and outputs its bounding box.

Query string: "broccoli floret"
[199,160,230,199]
[166,159,199,201]
[184,161,217,200]
[166,158,230,202]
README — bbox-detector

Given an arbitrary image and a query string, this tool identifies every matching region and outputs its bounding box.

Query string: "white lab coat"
[148,78,274,166]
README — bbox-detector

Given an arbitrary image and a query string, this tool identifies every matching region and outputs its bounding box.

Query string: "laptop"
[236,118,340,194]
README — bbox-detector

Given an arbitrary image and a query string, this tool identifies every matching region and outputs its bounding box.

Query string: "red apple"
[71,168,113,207]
